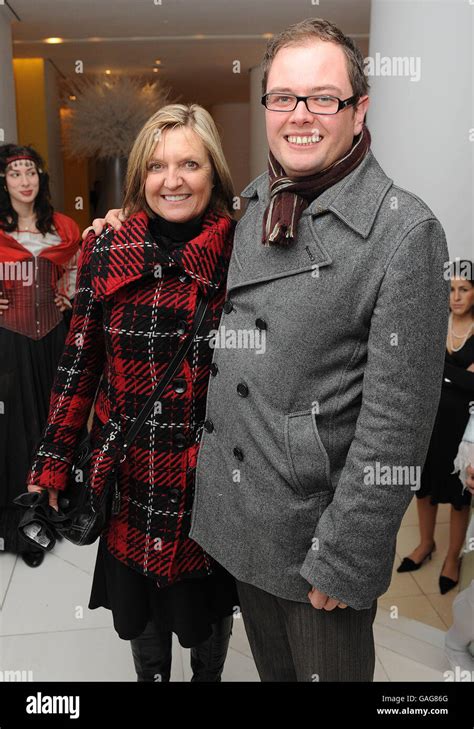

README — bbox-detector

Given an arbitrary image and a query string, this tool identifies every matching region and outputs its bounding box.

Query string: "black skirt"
[88,537,239,648]
[0,321,68,553]
[417,338,474,510]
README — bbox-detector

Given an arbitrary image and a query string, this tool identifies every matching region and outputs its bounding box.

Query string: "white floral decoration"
[63,76,169,159]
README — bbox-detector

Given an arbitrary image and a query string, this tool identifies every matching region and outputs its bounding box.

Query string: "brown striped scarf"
[262,124,371,246]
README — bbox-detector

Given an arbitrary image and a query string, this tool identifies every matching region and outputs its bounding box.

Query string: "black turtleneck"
[148,212,204,250]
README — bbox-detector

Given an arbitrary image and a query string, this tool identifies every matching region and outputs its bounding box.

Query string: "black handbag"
[15,294,209,549]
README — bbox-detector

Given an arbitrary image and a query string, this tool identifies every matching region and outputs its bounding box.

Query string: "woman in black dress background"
[398,262,474,593]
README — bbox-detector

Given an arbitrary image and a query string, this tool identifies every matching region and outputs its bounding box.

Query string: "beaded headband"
[0,154,43,177]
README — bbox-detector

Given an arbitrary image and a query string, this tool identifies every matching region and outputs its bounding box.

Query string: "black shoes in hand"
[21,550,45,568]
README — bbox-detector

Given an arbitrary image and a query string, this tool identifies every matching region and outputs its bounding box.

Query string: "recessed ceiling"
[8,0,371,106]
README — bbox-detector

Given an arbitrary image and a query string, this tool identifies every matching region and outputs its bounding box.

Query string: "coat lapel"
[90,210,235,300]
[151,210,235,298]
[227,151,392,294]
[228,172,332,293]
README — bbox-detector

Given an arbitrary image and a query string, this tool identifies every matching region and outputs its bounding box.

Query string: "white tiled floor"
[0,538,461,682]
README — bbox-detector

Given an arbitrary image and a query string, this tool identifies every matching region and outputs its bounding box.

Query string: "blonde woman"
[27,105,238,681]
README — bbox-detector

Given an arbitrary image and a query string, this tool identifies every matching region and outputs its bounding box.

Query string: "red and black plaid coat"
[27,209,235,586]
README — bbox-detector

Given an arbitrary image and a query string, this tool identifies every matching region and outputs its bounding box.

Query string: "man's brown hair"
[261,18,369,100]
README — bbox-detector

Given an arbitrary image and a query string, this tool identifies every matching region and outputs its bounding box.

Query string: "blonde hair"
[123,103,234,217]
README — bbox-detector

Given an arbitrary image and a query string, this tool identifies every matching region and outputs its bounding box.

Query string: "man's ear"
[353,95,370,134]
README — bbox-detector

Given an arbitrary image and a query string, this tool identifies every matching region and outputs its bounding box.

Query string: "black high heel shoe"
[397,542,436,573]
[439,558,462,595]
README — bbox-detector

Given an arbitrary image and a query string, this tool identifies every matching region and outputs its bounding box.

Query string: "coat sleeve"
[299,218,450,609]
[26,232,105,492]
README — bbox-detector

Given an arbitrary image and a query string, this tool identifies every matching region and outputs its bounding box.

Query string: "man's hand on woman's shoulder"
[81,208,128,240]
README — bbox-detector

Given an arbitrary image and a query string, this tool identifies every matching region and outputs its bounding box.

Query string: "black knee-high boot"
[130,618,172,682]
[190,615,233,682]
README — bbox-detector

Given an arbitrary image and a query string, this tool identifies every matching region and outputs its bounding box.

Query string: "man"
[89,19,452,681]
[187,18,451,681]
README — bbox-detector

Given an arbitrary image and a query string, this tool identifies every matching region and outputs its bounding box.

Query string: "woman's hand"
[467,363,474,373]
[27,483,59,511]
[0,292,9,315]
[81,208,127,240]
[54,293,72,312]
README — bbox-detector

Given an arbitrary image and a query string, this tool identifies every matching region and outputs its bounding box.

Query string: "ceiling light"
[105,69,111,75]
[45,37,64,44]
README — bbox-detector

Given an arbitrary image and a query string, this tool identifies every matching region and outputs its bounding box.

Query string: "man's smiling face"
[264,41,369,179]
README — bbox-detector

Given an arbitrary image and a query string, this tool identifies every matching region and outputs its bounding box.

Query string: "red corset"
[0,257,62,340]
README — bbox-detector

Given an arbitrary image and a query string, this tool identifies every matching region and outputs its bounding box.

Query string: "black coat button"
[255,318,267,330]
[210,362,218,376]
[204,419,214,433]
[223,300,234,314]
[233,447,244,461]
[173,433,187,450]
[237,382,249,397]
[176,319,187,335]
[169,488,181,504]
[173,378,187,394]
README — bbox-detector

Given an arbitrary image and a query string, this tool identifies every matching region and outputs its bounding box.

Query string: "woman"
[0,144,79,568]
[27,104,238,681]
[397,264,474,594]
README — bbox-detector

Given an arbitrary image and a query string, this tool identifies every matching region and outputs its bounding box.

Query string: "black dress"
[88,212,239,647]
[0,322,69,553]
[417,334,474,510]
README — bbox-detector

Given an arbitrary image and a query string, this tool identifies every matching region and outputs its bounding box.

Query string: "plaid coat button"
[176,319,187,335]
[173,378,187,394]
[169,488,180,504]
[173,433,187,450]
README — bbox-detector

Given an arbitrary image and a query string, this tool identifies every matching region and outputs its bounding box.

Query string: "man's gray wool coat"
[189,150,450,609]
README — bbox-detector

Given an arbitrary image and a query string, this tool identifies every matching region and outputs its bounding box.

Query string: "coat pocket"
[284,409,332,498]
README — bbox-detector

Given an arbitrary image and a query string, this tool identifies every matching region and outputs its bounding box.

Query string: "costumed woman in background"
[0,145,80,568]
[398,263,474,594]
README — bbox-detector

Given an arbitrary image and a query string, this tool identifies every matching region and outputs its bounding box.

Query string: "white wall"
[210,102,250,217]
[368,0,473,262]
